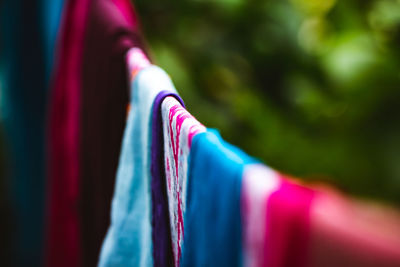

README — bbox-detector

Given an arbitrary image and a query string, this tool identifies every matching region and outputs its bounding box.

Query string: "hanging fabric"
[181,129,256,266]
[0,0,64,265]
[242,164,281,267]
[161,96,206,266]
[47,0,91,266]
[151,94,185,266]
[80,1,146,266]
[98,50,176,266]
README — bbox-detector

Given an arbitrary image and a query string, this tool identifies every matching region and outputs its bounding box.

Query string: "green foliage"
[136,0,400,204]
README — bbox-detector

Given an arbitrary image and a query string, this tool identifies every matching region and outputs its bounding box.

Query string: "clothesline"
[94,46,400,267]
[1,0,400,266]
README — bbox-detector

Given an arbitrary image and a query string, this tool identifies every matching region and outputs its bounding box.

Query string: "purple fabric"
[151,91,185,267]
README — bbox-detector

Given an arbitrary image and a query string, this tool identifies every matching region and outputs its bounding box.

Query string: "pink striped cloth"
[242,165,314,267]
[242,164,400,267]
[161,96,206,266]
[242,165,280,267]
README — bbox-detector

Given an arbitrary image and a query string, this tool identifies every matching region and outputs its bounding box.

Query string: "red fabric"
[47,0,145,266]
[46,0,91,266]
[264,178,315,267]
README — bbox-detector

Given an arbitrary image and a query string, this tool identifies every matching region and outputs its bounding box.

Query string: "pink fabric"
[161,97,206,266]
[242,164,281,267]
[242,167,315,267]
[310,189,400,267]
[243,166,400,267]
[264,176,315,267]
[111,0,138,26]
[127,47,151,81]
[46,0,91,266]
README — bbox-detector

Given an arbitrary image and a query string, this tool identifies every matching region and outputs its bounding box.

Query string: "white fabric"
[242,164,281,267]
[161,96,206,265]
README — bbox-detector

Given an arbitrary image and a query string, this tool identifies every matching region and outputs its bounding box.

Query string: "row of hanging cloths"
[1,0,400,266]
[97,46,400,267]
[0,0,154,266]
[47,0,147,267]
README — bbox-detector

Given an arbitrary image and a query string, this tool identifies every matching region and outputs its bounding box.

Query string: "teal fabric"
[99,65,179,267]
[0,0,64,266]
[42,0,65,80]
[182,129,256,267]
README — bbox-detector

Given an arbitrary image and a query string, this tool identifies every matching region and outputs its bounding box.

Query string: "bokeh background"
[135,0,400,205]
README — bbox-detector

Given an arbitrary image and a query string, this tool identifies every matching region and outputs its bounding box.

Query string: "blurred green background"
[135,0,400,204]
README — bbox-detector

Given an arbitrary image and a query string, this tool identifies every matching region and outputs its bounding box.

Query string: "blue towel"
[99,65,179,267]
[182,129,256,267]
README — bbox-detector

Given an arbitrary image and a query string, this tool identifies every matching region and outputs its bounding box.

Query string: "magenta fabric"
[80,1,147,266]
[264,178,315,267]
[48,0,146,266]
[47,0,91,266]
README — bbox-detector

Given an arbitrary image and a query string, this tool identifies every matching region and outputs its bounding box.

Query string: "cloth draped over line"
[161,96,206,266]
[47,0,147,266]
[151,93,185,266]
[242,164,281,267]
[242,164,400,267]
[47,0,91,266]
[97,49,400,266]
[2,0,400,265]
[98,62,180,267]
[263,178,315,267]
[182,129,256,267]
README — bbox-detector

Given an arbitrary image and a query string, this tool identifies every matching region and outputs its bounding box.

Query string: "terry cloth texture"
[161,97,206,266]
[182,129,255,267]
[80,1,147,266]
[98,64,178,267]
[151,92,185,266]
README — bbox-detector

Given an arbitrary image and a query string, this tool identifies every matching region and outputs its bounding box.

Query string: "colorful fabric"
[241,164,280,267]
[182,129,255,267]
[162,97,206,266]
[264,178,314,267]
[79,2,147,264]
[0,0,63,265]
[128,48,152,78]
[42,0,65,79]
[151,92,185,266]
[98,62,178,267]
[242,165,314,267]
[47,0,91,266]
